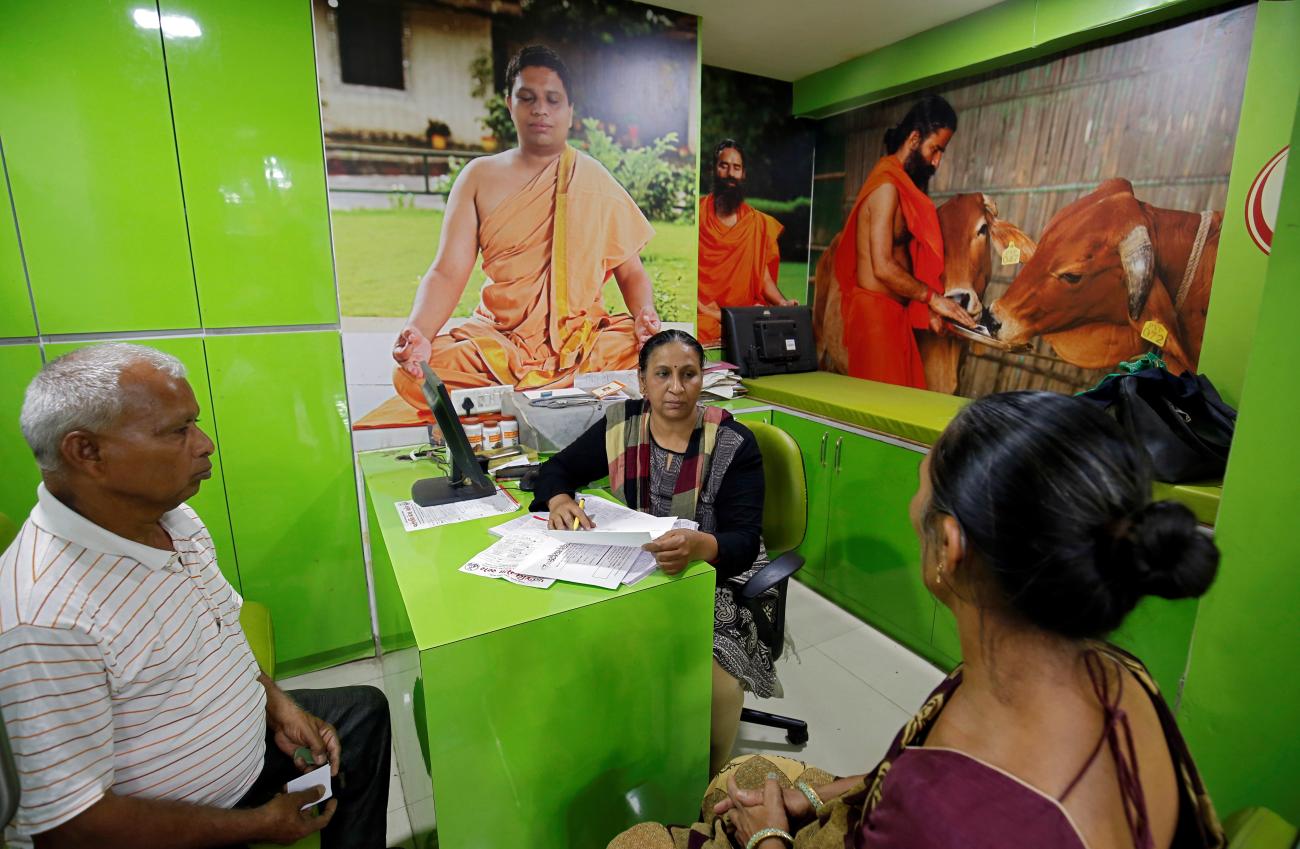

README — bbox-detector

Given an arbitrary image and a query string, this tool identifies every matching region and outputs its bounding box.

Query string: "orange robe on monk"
[831,157,944,389]
[696,195,783,345]
[394,146,654,408]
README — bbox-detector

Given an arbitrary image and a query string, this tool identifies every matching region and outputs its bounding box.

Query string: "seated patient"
[531,329,776,777]
[611,391,1224,849]
[1,344,391,849]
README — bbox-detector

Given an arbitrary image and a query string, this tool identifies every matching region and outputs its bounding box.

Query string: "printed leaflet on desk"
[395,488,518,532]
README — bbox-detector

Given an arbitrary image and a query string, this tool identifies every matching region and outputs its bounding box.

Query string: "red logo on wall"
[1245,146,1289,255]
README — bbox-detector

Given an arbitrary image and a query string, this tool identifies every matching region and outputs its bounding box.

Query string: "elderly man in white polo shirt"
[0,343,391,849]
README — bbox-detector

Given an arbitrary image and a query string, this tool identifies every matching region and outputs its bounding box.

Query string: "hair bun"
[1127,501,1219,600]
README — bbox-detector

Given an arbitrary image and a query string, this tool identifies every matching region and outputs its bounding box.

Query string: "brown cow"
[813,193,1035,392]
[989,179,1221,374]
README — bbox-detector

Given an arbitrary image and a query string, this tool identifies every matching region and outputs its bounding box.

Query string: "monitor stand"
[411,456,495,507]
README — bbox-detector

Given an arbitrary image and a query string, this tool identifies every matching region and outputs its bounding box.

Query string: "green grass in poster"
[333,208,696,322]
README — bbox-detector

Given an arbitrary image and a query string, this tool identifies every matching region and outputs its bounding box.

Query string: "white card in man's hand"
[286,762,333,810]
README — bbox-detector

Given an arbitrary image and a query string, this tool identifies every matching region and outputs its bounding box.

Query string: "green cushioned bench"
[744,372,1222,525]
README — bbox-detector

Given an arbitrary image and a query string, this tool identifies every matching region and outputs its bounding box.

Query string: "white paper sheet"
[395,488,518,532]
[459,530,561,588]
[544,529,656,546]
[513,541,643,589]
[488,511,551,538]
[286,762,332,810]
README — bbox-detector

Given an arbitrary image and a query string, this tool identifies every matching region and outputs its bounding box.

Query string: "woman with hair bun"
[612,391,1224,849]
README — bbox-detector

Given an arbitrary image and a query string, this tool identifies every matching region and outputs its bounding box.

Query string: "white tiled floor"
[277,578,945,847]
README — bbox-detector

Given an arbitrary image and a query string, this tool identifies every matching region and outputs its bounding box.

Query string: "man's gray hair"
[20,343,187,472]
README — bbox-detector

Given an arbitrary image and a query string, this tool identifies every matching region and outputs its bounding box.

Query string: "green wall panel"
[205,331,370,675]
[1198,0,1300,405]
[1180,90,1300,824]
[44,338,241,592]
[0,149,35,339]
[159,0,337,328]
[792,0,1221,117]
[0,345,44,528]
[0,0,198,334]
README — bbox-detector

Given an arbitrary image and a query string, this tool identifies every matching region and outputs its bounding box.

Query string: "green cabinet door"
[824,428,936,657]
[44,338,241,592]
[0,153,35,339]
[0,0,198,334]
[159,0,337,328]
[771,412,833,581]
[205,331,371,676]
[0,345,44,526]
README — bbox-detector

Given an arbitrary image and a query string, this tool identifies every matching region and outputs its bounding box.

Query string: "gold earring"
[937,559,945,585]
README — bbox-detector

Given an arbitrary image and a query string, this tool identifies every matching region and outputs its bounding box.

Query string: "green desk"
[359,447,714,849]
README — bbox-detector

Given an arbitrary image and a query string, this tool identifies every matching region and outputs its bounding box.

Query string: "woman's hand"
[641,529,717,576]
[547,494,594,530]
[714,783,814,821]
[392,327,432,378]
[717,773,790,846]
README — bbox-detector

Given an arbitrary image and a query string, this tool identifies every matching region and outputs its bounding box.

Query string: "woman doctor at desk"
[530,329,774,776]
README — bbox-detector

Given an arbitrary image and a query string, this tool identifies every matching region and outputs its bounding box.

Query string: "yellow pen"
[572,497,586,531]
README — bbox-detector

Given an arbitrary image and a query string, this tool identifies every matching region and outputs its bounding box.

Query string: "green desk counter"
[743,372,1222,525]
[359,447,714,849]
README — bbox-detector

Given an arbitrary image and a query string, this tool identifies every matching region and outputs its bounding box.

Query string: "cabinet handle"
[819,432,828,467]
[833,437,844,474]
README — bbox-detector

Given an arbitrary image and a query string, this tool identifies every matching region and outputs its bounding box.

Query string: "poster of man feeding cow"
[810,4,1253,397]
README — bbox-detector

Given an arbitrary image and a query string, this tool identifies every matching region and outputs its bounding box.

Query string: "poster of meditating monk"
[313,0,697,419]
[810,5,1253,398]
[697,67,815,347]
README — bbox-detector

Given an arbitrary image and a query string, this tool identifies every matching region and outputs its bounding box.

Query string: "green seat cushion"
[1224,806,1298,849]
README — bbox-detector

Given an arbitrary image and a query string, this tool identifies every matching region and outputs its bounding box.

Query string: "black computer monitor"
[721,305,818,378]
[411,363,497,507]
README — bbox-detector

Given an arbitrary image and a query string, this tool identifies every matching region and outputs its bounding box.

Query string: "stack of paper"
[462,494,697,590]
[395,488,519,532]
[702,362,745,401]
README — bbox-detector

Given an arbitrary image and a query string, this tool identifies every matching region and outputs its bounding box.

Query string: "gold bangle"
[745,827,794,849]
[795,779,825,814]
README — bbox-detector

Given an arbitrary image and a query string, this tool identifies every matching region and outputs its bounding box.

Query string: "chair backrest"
[0,709,19,830]
[746,422,807,555]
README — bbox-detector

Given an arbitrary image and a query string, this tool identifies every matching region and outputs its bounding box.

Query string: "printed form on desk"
[465,494,699,589]
[395,488,519,532]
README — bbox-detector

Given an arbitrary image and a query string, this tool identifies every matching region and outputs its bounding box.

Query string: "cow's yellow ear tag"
[1141,320,1169,347]
[1001,244,1021,266]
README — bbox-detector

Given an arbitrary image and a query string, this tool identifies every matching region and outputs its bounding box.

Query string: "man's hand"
[392,327,432,379]
[716,773,790,847]
[927,294,977,329]
[255,787,337,845]
[547,494,594,530]
[641,529,716,575]
[634,306,661,347]
[267,691,341,777]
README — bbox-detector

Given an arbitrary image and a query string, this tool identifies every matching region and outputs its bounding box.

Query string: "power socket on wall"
[449,385,513,416]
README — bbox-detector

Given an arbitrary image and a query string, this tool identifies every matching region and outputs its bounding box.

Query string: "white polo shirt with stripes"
[0,484,267,845]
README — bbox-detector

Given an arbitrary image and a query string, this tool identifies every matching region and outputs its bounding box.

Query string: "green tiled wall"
[0,0,199,334]
[0,158,35,339]
[161,0,337,328]
[0,0,368,675]
[206,332,371,676]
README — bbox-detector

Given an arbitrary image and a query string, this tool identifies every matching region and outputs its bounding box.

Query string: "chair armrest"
[740,551,805,599]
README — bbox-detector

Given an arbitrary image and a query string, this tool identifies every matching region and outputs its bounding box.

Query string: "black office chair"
[738,422,809,745]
